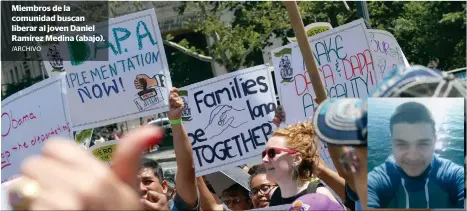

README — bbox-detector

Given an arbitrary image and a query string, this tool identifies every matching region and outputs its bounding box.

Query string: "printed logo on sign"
[133,73,167,112]
[47,45,65,72]
[179,90,192,121]
[274,48,293,83]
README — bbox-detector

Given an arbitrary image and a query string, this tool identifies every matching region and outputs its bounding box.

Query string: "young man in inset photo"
[367,101,464,209]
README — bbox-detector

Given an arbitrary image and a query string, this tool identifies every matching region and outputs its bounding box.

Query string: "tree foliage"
[368,1,466,70]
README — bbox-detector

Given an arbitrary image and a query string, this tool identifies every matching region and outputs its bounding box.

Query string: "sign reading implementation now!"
[180,65,277,176]
[42,9,172,131]
[1,75,73,183]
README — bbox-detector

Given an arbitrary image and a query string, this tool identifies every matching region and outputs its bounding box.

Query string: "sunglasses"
[262,147,297,159]
[249,184,278,198]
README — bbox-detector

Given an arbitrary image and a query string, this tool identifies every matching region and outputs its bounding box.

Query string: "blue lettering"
[112,27,131,55]
[136,21,157,50]
[78,87,92,103]
[100,65,109,80]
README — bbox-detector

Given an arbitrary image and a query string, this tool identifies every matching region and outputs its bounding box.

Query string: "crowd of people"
[6,65,466,211]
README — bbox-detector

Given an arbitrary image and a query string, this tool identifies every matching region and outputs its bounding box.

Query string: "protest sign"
[271,19,375,171]
[180,65,277,176]
[1,75,73,183]
[287,22,333,43]
[41,9,172,131]
[88,140,118,166]
[368,29,409,82]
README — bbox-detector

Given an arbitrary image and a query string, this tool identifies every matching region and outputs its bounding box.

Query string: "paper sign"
[42,9,171,131]
[271,19,375,171]
[89,140,118,166]
[1,75,73,182]
[368,29,409,82]
[180,65,277,176]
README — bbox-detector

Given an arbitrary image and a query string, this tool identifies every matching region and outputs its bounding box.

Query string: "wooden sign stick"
[284,1,328,104]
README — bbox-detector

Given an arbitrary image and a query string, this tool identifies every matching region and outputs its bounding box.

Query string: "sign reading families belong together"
[180,65,277,176]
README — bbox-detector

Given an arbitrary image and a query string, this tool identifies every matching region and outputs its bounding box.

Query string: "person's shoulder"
[432,156,464,180]
[368,156,399,188]
[434,156,463,169]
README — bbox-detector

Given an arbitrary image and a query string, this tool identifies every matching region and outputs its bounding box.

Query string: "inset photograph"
[367,98,465,209]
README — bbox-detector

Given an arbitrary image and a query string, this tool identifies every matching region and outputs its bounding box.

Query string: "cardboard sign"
[1,75,73,182]
[180,65,277,176]
[368,29,409,82]
[271,19,375,171]
[42,9,172,131]
[89,140,118,166]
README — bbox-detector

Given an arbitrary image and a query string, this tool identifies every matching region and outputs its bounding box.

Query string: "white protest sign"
[43,9,171,131]
[180,65,277,176]
[368,29,409,82]
[1,75,73,183]
[271,19,375,171]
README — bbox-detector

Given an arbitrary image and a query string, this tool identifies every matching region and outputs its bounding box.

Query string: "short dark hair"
[390,102,435,135]
[222,183,249,199]
[141,158,164,182]
[248,165,266,188]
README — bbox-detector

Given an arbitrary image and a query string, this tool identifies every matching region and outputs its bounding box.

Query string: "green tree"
[2,74,44,99]
[168,1,352,72]
[368,1,466,70]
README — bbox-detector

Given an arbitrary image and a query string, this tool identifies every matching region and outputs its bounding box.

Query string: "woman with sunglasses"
[248,165,278,208]
[263,122,339,206]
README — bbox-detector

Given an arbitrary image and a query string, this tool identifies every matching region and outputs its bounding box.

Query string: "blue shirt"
[368,155,464,209]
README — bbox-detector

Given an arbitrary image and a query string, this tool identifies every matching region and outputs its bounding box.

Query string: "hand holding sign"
[10,127,164,210]
[204,105,247,139]
[135,74,158,90]
[168,87,184,120]
[273,105,286,127]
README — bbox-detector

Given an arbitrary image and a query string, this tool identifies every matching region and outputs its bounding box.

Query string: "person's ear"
[294,153,303,166]
[161,180,168,194]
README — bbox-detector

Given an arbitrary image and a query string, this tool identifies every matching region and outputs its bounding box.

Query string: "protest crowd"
[2,3,466,211]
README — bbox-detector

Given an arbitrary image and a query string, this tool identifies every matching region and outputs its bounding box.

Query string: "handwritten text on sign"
[271,19,376,125]
[1,75,73,183]
[58,9,171,131]
[271,19,375,171]
[368,29,409,82]
[181,65,277,176]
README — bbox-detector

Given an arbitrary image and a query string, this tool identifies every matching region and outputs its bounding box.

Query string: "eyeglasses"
[222,198,246,205]
[249,184,277,198]
[262,147,297,159]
